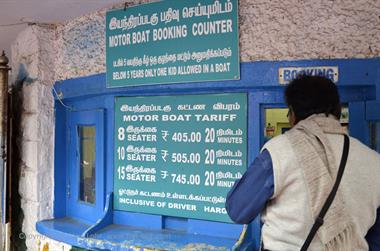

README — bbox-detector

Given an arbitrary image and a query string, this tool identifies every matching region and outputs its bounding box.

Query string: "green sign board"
[106,0,239,87]
[114,93,247,223]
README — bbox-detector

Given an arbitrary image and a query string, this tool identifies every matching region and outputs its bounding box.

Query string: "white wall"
[55,0,380,80]
[11,25,58,250]
[11,0,380,250]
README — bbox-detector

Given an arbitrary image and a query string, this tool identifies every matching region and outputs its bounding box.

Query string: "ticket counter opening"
[264,106,349,142]
[264,108,290,141]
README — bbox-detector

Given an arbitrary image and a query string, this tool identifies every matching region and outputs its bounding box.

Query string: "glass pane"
[78,126,96,204]
[265,108,290,143]
[370,122,380,153]
[264,105,349,144]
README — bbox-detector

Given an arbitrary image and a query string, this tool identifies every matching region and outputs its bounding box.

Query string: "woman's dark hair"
[285,75,341,122]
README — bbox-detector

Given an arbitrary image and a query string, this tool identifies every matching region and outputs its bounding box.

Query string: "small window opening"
[264,106,349,143]
[264,108,290,142]
[78,126,96,204]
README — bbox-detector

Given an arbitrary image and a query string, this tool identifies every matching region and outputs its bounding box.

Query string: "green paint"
[106,0,239,87]
[114,93,247,223]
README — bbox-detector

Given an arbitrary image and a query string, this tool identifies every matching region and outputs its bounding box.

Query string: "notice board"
[114,93,247,223]
[106,0,239,87]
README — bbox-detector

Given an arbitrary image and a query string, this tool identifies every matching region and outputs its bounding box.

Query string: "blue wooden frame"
[37,59,379,250]
[67,109,105,223]
[365,101,380,153]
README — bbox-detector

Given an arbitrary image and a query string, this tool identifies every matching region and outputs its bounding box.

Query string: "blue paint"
[349,102,370,145]
[79,224,236,250]
[53,102,67,218]
[83,192,114,238]
[14,63,37,86]
[36,217,91,245]
[187,219,243,238]
[113,210,163,230]
[366,101,380,121]
[55,59,380,100]
[67,109,105,223]
[283,69,292,81]
[37,217,237,250]
[162,216,188,231]
[38,58,380,251]
[376,66,380,101]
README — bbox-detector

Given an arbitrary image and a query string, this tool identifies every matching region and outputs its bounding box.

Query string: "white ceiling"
[0,0,125,63]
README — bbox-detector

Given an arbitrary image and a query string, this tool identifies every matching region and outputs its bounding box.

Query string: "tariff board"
[106,0,239,87]
[114,93,247,223]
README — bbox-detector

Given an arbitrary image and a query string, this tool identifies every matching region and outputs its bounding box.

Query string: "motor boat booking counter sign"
[114,93,247,223]
[106,0,240,87]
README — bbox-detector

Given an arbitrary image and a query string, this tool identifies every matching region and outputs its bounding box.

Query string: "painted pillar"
[0,50,10,251]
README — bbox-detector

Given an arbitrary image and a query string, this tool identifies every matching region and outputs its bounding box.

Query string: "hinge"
[68,126,71,145]
[67,182,71,198]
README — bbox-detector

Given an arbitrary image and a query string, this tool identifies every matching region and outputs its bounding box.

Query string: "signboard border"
[112,92,248,223]
[106,0,240,88]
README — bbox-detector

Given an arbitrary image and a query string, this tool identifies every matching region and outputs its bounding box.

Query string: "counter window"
[65,109,105,222]
[264,108,290,141]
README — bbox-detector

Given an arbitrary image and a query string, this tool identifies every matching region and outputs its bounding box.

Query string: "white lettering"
[168,202,197,211]
[123,115,159,122]
[127,134,157,142]
[192,19,233,36]
[194,114,237,122]
[162,114,192,122]
[125,173,156,182]
[204,206,227,214]
[127,154,156,162]
[153,25,187,41]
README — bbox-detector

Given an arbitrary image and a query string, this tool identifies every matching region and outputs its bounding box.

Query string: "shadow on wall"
[9,63,32,251]
[70,247,89,251]
[14,64,37,86]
